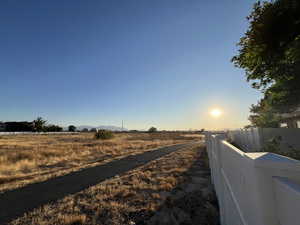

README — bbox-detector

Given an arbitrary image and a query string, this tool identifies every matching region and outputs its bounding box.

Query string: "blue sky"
[0,0,261,130]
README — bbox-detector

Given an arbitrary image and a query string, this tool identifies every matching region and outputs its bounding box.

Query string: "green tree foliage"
[232,0,300,126]
[248,100,281,128]
[94,129,114,140]
[148,127,158,133]
[68,125,77,132]
[33,117,47,132]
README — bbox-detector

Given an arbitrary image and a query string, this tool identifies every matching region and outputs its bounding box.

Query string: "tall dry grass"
[10,143,202,225]
[0,132,201,191]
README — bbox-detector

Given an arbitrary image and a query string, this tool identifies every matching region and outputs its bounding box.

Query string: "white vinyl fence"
[206,132,300,225]
[228,128,300,152]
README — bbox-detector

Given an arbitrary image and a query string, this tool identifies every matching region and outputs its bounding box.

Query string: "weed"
[94,130,114,140]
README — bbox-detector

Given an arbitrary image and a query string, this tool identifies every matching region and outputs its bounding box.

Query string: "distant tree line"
[33,117,64,132]
[0,120,205,133]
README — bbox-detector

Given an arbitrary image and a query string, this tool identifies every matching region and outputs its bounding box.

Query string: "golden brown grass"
[0,132,202,192]
[10,143,202,225]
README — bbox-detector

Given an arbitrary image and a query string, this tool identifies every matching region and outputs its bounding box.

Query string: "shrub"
[95,129,114,140]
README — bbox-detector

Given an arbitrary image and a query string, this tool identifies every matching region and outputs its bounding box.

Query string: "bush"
[95,129,114,140]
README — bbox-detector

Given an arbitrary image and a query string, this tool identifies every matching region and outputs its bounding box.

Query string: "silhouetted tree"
[148,127,158,133]
[34,117,47,132]
[68,125,76,132]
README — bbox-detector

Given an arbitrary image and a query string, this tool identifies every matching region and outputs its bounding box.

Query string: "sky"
[0,0,261,130]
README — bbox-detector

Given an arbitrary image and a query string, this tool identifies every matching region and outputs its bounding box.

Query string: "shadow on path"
[0,142,195,224]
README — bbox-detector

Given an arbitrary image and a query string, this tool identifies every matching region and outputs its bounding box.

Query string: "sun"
[210,108,222,118]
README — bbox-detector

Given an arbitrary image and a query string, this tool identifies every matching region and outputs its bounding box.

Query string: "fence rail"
[205,132,300,225]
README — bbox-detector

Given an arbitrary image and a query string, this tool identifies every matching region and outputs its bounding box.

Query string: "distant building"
[0,122,6,131]
[3,121,34,132]
[280,107,300,128]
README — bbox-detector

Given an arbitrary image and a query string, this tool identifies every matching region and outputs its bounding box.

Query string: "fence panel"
[206,132,300,225]
[228,128,300,152]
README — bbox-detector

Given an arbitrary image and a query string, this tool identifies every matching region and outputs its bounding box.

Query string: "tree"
[232,0,300,126]
[248,100,281,128]
[33,117,47,132]
[148,127,158,133]
[68,125,76,132]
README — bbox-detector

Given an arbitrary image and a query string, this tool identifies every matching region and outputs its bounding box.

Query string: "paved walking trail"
[0,142,197,224]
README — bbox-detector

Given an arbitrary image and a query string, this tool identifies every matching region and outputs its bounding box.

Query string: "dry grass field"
[10,143,218,225]
[0,132,201,192]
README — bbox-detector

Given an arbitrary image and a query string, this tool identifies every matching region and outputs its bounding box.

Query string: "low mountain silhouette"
[76,125,127,131]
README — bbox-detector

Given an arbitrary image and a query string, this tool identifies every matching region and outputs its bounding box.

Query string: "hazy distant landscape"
[75,125,127,131]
